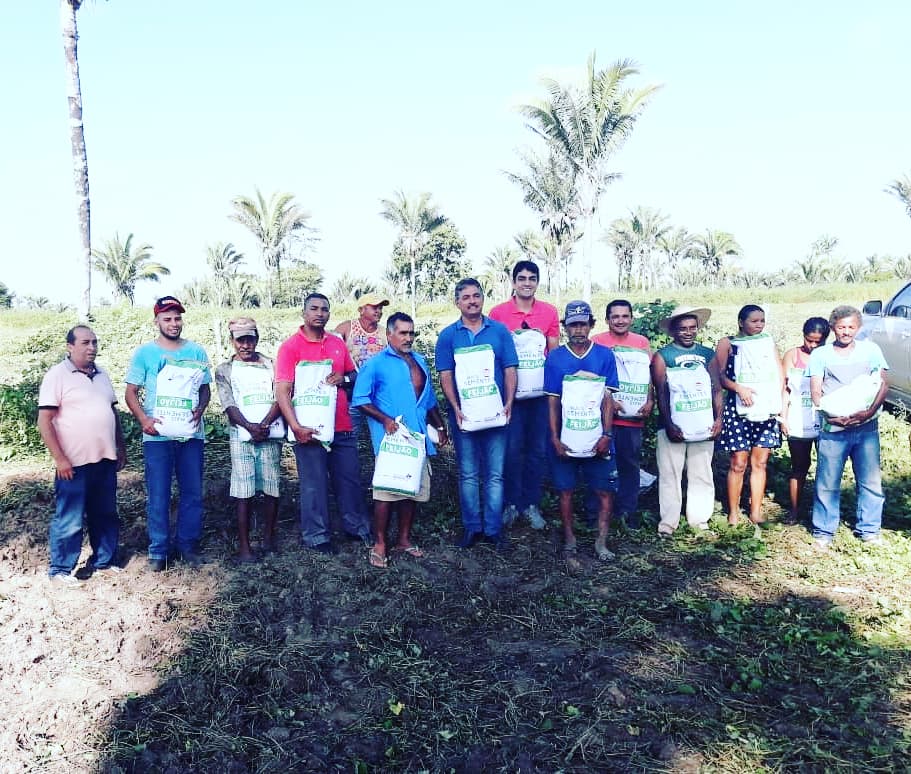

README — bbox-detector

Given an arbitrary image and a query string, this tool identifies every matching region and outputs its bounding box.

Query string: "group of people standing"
[37,266,890,584]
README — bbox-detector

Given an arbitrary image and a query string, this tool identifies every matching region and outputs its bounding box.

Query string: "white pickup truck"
[861,282,911,406]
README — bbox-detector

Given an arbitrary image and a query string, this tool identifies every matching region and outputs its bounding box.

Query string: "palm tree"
[885,174,911,219]
[605,217,637,291]
[693,229,741,286]
[520,53,660,301]
[229,189,312,307]
[504,151,579,299]
[329,272,377,302]
[60,0,92,319]
[379,190,446,319]
[91,233,170,305]
[657,226,697,285]
[480,246,519,300]
[206,242,245,308]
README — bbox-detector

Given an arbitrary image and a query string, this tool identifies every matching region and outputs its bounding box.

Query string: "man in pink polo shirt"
[275,292,371,554]
[592,299,655,529]
[38,326,126,586]
[489,260,560,530]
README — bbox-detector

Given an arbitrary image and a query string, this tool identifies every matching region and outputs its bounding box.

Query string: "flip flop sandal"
[392,545,425,559]
[368,550,388,569]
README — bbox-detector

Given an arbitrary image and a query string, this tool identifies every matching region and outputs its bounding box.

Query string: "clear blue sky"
[4,1,910,306]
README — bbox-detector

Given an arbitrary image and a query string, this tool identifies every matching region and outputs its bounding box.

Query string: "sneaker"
[93,565,124,576]
[811,537,831,551]
[49,573,83,588]
[861,534,884,546]
[502,505,520,527]
[148,558,168,572]
[525,505,546,530]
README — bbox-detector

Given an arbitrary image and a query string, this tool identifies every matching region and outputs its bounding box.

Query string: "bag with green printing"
[560,374,606,458]
[454,344,507,431]
[612,346,651,418]
[666,364,714,442]
[288,359,337,445]
[372,417,427,495]
[230,360,285,442]
[153,360,207,438]
[513,329,546,400]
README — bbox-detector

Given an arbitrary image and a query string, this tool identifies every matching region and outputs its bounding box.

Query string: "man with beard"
[126,296,212,571]
[275,293,372,554]
[352,312,449,568]
[38,326,127,586]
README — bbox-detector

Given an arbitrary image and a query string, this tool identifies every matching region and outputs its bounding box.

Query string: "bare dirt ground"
[2,440,910,773]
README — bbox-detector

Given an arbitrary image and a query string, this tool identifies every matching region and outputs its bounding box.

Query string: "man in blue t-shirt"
[808,305,889,548]
[544,301,619,562]
[125,296,212,571]
[435,278,518,551]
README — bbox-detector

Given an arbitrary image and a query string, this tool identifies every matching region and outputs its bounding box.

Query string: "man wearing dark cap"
[544,301,619,561]
[125,296,212,571]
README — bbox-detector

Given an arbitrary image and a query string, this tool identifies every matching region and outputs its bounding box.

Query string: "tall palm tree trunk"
[409,249,417,321]
[61,0,91,320]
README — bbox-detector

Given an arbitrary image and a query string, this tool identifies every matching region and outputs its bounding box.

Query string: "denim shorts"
[550,452,618,493]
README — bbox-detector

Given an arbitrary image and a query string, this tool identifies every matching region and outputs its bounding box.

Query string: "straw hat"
[659,305,711,333]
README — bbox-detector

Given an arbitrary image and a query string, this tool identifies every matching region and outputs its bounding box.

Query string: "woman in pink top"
[781,317,830,525]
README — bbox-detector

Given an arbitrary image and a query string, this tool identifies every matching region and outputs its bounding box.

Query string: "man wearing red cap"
[125,296,212,571]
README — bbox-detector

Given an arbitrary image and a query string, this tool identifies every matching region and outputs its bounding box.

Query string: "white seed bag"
[560,374,606,458]
[613,346,651,418]
[153,360,207,438]
[785,367,818,439]
[288,359,337,445]
[454,344,507,432]
[513,329,546,400]
[818,372,882,428]
[230,360,285,442]
[732,333,781,421]
[666,365,714,442]
[372,417,427,496]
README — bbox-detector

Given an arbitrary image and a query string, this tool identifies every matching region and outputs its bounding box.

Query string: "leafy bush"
[0,371,44,460]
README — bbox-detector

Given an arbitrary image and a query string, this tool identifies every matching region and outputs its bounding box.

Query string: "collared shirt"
[275,327,356,431]
[351,345,439,455]
[488,298,560,351]
[38,358,118,466]
[434,316,519,399]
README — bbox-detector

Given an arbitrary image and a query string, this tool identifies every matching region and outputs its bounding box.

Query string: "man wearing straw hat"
[650,305,722,536]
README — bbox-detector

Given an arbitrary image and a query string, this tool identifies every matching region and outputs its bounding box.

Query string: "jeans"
[293,431,370,547]
[49,459,119,576]
[449,410,508,536]
[504,397,547,511]
[144,439,204,560]
[586,425,642,521]
[812,421,884,541]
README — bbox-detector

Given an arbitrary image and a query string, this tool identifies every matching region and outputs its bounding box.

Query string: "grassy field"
[1,281,910,772]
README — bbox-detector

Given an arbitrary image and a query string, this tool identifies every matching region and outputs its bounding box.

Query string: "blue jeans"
[144,439,204,560]
[293,431,370,547]
[49,459,119,576]
[504,397,547,511]
[449,410,507,536]
[812,421,884,541]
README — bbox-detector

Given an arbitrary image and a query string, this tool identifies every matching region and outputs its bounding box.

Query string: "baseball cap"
[358,294,390,309]
[563,300,593,325]
[228,317,258,339]
[153,295,186,315]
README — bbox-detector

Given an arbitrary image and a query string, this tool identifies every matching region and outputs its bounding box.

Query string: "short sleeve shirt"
[351,346,439,456]
[488,298,560,351]
[544,343,620,396]
[808,339,888,429]
[125,340,212,442]
[592,330,651,428]
[654,341,715,429]
[38,359,118,466]
[275,327,356,432]
[435,316,519,400]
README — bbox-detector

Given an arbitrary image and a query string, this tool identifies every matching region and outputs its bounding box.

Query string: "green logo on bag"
[293,393,330,407]
[156,396,192,409]
[619,381,648,394]
[382,442,419,458]
[241,393,272,406]
[460,384,498,399]
[565,417,599,431]
[675,398,710,412]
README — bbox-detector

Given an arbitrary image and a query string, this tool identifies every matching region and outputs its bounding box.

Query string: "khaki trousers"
[656,430,715,532]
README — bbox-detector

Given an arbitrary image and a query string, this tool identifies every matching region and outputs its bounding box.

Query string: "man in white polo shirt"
[38,326,126,586]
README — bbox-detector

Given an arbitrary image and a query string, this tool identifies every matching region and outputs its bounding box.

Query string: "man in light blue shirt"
[352,312,449,568]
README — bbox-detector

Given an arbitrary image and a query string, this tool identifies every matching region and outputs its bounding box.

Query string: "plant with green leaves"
[229,189,314,308]
[91,233,170,305]
[384,220,468,307]
[885,173,911,219]
[692,229,741,286]
[520,53,660,301]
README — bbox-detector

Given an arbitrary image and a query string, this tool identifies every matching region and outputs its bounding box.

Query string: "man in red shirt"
[592,299,655,528]
[275,293,371,553]
[489,261,560,530]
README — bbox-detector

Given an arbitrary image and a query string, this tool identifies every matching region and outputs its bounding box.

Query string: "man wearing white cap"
[650,306,722,536]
